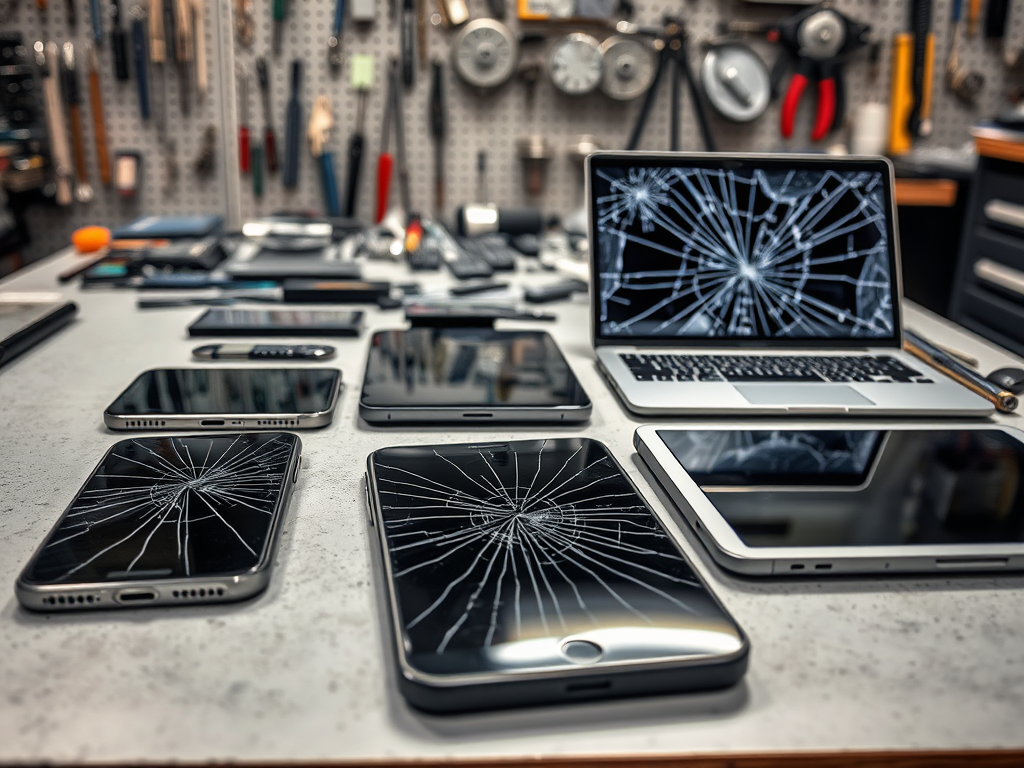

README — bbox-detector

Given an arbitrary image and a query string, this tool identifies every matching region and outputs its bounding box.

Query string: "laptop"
[586,152,994,417]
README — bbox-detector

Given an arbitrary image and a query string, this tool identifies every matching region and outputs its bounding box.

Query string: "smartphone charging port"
[116,589,158,603]
[200,419,225,427]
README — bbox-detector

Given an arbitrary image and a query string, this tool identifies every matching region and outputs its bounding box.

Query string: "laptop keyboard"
[620,354,932,384]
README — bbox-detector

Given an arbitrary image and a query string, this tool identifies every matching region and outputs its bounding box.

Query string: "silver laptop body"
[586,151,993,417]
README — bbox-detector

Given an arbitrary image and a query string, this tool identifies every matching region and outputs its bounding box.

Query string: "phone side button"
[292,456,302,484]
[364,475,374,526]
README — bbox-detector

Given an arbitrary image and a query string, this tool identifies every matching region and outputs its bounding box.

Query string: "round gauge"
[451,19,519,90]
[549,33,604,96]
[700,43,771,123]
[599,35,656,101]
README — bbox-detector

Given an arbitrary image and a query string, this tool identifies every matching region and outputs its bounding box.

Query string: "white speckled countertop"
[2,250,1024,763]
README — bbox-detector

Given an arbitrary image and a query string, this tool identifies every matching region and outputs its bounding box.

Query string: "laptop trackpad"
[735,384,875,407]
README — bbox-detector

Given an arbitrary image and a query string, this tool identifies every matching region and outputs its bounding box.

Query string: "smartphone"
[364,437,749,713]
[16,432,302,611]
[188,308,364,337]
[104,368,343,430]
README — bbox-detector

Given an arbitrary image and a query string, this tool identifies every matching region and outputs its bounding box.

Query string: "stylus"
[192,344,336,360]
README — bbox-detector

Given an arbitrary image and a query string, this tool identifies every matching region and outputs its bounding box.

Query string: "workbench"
[2,249,1024,767]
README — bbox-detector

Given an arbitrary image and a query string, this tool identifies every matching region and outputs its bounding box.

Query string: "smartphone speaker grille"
[43,593,102,606]
[171,586,226,599]
[255,418,298,427]
[124,419,168,429]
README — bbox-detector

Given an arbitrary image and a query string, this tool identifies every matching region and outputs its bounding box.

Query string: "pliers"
[772,4,870,142]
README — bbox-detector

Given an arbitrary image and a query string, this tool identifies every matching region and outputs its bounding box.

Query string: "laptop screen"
[589,155,901,347]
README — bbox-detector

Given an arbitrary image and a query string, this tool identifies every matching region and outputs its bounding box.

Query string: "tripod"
[625,18,717,152]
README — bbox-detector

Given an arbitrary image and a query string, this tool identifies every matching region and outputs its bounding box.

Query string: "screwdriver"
[256,57,278,173]
[111,0,130,79]
[130,4,150,119]
[344,54,373,218]
[273,0,287,54]
[86,42,112,185]
[238,66,250,173]
[328,0,345,74]
[284,60,302,188]
[400,0,414,86]
[429,59,445,216]
[375,59,396,222]
[309,95,340,216]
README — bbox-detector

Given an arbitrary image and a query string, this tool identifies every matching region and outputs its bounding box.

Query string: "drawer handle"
[974,257,1024,298]
[984,199,1024,230]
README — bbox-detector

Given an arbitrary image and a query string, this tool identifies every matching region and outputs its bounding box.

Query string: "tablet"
[634,424,1024,576]
[359,327,592,424]
[188,308,363,337]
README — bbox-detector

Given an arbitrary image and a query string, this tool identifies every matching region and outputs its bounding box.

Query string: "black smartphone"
[364,437,749,713]
[16,433,302,611]
[188,308,364,337]
[104,367,343,430]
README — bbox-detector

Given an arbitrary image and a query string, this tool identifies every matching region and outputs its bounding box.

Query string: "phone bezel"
[103,367,343,430]
[15,433,302,611]
[634,422,1024,576]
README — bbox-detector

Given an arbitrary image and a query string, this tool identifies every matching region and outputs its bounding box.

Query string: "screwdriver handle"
[273,0,286,20]
[376,152,393,223]
[252,141,263,198]
[344,132,363,217]
[265,127,278,173]
[132,18,150,119]
[239,125,250,172]
[321,152,341,216]
[112,28,130,79]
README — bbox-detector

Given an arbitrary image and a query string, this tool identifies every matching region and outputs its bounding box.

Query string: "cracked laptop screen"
[591,161,897,342]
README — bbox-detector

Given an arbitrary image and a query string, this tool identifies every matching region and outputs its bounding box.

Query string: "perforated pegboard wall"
[10,0,1024,261]
[9,0,232,262]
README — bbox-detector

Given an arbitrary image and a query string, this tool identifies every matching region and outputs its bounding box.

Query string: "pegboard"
[10,0,1024,262]
[8,0,232,262]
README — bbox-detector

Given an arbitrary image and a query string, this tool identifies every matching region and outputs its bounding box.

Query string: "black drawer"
[968,226,1024,274]
[955,283,1024,356]
[977,166,1024,210]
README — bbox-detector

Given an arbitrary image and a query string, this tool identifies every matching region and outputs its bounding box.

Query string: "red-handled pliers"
[770,5,870,142]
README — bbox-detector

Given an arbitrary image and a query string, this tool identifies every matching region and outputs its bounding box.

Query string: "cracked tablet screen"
[371,438,744,674]
[593,164,895,340]
[24,433,297,585]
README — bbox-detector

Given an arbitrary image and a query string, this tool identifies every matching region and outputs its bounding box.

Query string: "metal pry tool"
[283,59,302,188]
[256,57,278,173]
[309,95,340,216]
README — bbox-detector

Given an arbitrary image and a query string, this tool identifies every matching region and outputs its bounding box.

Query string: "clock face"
[549,34,603,95]
[452,19,518,89]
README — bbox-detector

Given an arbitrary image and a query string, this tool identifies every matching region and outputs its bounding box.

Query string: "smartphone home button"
[561,639,603,664]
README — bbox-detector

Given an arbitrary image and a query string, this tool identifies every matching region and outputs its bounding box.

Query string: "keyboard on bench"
[620,354,932,384]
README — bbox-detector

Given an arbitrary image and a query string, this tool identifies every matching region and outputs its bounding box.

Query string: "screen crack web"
[374,439,706,657]
[595,166,894,339]
[29,434,293,584]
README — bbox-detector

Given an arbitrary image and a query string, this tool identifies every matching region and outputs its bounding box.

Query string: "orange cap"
[71,225,112,253]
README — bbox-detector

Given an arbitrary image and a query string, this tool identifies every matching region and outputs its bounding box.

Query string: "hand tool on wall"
[776,6,871,142]
[192,0,207,99]
[309,95,341,216]
[85,42,111,185]
[234,0,254,47]
[88,0,103,41]
[344,54,372,217]
[946,0,984,103]
[888,33,913,155]
[417,0,427,69]
[436,0,468,27]
[375,60,396,222]
[985,0,1010,39]
[130,4,150,118]
[174,0,193,114]
[111,0,130,79]
[256,57,278,173]
[968,0,981,36]
[66,0,77,28]
[401,0,415,86]
[429,59,445,216]
[251,137,263,198]
[328,0,346,73]
[625,18,716,151]
[237,65,250,173]
[61,43,93,203]
[283,59,301,188]
[37,42,73,206]
[273,0,287,54]
[907,0,933,137]
[149,0,167,135]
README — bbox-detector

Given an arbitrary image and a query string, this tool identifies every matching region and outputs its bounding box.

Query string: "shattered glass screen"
[371,439,744,675]
[107,368,340,415]
[591,159,897,342]
[24,433,298,584]
[361,328,590,409]
[659,429,1024,547]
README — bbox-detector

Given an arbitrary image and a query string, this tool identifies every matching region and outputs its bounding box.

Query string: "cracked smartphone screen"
[370,438,745,676]
[22,433,298,585]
